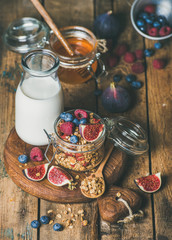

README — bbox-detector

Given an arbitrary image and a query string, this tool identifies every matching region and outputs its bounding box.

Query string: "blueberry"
[150,13,156,21]
[40,216,50,224]
[154,42,162,49]
[145,17,153,24]
[113,74,122,83]
[144,49,154,57]
[70,135,78,144]
[139,26,146,33]
[158,15,168,25]
[79,118,87,124]
[153,21,161,28]
[18,155,28,164]
[64,113,73,122]
[136,19,145,27]
[31,220,40,229]
[94,89,102,96]
[125,74,136,83]
[60,112,66,120]
[131,81,143,89]
[73,118,80,126]
[53,223,63,231]
[139,12,149,20]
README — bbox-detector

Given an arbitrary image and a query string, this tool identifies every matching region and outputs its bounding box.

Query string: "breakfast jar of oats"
[44,109,149,172]
[50,109,106,172]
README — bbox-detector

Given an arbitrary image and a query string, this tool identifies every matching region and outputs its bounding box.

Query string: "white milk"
[15,76,64,145]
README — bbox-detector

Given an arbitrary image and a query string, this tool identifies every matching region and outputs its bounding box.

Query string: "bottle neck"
[21,49,60,77]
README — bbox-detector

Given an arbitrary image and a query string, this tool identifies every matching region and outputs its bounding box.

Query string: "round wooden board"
[4,128,126,203]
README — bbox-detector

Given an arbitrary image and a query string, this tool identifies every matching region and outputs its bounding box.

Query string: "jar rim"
[22,49,60,76]
[54,109,106,151]
[49,26,98,67]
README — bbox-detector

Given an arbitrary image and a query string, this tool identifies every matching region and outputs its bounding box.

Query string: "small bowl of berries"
[130,0,172,40]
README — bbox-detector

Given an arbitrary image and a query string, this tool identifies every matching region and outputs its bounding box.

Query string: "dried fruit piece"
[60,122,75,136]
[47,166,73,186]
[79,124,104,142]
[23,163,49,181]
[135,172,161,193]
[74,109,88,120]
[101,82,131,113]
[30,147,43,162]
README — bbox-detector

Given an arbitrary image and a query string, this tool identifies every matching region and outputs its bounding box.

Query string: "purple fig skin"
[101,83,131,113]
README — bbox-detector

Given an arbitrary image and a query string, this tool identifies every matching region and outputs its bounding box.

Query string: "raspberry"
[107,55,118,67]
[144,4,156,14]
[131,62,145,74]
[124,52,136,63]
[148,27,158,37]
[30,147,43,162]
[159,26,172,36]
[74,109,88,120]
[135,49,144,60]
[153,59,165,69]
[60,122,74,136]
[115,44,128,56]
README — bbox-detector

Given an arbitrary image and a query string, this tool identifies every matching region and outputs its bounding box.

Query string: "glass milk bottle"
[15,49,64,146]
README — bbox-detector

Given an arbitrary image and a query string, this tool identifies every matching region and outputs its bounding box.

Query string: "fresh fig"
[47,166,73,187]
[93,10,120,40]
[79,123,104,142]
[23,163,49,181]
[135,172,161,193]
[101,82,131,113]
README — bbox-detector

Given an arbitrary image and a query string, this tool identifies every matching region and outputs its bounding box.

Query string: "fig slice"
[134,172,161,193]
[79,123,104,142]
[23,163,49,182]
[47,166,73,187]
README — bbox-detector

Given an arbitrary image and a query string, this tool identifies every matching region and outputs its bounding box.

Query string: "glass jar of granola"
[44,110,106,171]
[44,109,148,172]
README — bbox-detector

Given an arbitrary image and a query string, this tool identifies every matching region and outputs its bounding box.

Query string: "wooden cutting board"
[4,127,126,203]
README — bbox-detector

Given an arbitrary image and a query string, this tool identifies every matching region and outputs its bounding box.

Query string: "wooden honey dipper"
[30,0,74,57]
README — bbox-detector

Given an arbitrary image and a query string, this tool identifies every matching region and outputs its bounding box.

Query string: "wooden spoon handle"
[30,0,74,56]
[97,142,114,174]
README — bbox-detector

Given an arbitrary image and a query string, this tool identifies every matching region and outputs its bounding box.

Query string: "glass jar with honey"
[49,26,103,84]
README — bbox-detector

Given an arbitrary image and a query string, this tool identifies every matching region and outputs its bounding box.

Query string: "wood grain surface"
[0,0,171,239]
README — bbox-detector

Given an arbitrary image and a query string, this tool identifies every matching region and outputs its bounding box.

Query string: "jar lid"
[104,117,148,156]
[3,17,50,53]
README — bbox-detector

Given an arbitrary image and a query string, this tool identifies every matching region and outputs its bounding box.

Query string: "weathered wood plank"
[145,37,172,240]
[96,0,153,239]
[0,0,40,239]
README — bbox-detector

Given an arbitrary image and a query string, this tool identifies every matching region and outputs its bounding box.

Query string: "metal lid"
[3,17,50,54]
[104,117,148,156]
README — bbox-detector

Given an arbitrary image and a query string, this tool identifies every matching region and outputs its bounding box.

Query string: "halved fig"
[79,123,104,142]
[47,166,73,187]
[134,172,161,193]
[23,163,49,181]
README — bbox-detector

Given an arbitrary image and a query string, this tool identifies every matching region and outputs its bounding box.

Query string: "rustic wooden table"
[0,0,171,239]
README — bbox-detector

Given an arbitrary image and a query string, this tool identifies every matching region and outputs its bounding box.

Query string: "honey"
[50,26,98,84]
